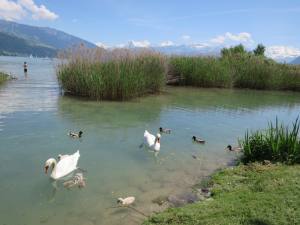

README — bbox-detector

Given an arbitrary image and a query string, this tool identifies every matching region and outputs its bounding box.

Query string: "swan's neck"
[50,159,57,176]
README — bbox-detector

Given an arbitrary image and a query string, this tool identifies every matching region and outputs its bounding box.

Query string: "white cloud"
[181,35,191,40]
[0,0,26,21]
[18,0,58,20]
[0,0,57,21]
[160,40,174,47]
[192,43,210,49]
[210,35,226,44]
[266,46,300,59]
[128,40,151,48]
[96,42,109,49]
[210,32,253,45]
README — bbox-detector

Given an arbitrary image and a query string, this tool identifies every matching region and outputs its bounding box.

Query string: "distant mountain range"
[1,19,299,62]
[121,40,221,56]
[291,56,300,64]
[0,20,96,57]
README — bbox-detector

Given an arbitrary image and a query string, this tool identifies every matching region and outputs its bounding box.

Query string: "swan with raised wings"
[143,130,161,151]
[44,150,80,180]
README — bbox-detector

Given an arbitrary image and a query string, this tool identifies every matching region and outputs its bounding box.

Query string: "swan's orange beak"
[44,165,49,174]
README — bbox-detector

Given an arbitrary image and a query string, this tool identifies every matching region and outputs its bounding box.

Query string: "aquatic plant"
[168,45,300,91]
[57,46,166,100]
[168,56,232,88]
[0,71,9,84]
[241,117,300,164]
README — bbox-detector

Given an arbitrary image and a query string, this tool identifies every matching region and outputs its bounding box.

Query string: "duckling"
[226,145,242,152]
[63,173,86,189]
[117,196,135,206]
[68,130,83,138]
[159,127,171,134]
[192,136,205,144]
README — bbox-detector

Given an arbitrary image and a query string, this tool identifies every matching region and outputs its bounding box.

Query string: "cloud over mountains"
[96,31,300,61]
[0,0,58,21]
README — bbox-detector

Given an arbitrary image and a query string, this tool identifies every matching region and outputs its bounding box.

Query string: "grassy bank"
[0,71,9,85]
[57,47,166,100]
[169,45,300,91]
[144,163,300,225]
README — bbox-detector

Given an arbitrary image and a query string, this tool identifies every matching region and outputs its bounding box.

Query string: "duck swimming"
[226,145,242,152]
[159,127,171,134]
[68,130,83,138]
[192,136,205,144]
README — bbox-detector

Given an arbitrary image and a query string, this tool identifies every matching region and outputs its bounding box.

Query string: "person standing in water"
[23,62,28,73]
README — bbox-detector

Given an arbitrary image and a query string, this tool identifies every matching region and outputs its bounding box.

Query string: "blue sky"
[1,0,300,58]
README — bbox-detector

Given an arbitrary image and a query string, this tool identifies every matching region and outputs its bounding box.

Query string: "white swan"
[144,130,161,151]
[44,150,80,180]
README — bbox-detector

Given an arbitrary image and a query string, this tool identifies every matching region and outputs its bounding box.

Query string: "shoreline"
[143,162,300,225]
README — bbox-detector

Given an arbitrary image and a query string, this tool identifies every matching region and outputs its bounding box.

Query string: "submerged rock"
[152,196,168,206]
[196,188,212,200]
[167,192,199,207]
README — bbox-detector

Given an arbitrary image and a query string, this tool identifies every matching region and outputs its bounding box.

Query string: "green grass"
[57,47,166,100]
[168,54,300,91]
[144,163,300,225]
[241,118,300,164]
[0,71,9,84]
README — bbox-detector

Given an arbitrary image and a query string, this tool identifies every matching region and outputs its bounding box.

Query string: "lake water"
[0,56,300,225]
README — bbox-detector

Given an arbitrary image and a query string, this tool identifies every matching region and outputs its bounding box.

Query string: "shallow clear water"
[0,56,300,225]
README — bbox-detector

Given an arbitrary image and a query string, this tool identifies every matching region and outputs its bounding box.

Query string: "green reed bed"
[0,71,9,85]
[57,47,166,100]
[241,118,300,164]
[168,50,300,91]
[169,56,232,88]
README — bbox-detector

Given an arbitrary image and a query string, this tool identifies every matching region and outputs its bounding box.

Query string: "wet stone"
[167,192,199,207]
[152,196,168,206]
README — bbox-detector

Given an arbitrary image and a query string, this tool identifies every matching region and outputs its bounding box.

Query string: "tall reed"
[57,46,166,100]
[241,117,300,164]
[0,72,9,84]
[168,54,300,91]
[169,56,232,88]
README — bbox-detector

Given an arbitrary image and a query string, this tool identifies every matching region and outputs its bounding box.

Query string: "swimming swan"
[144,130,161,151]
[44,150,80,180]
